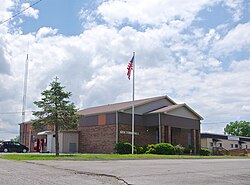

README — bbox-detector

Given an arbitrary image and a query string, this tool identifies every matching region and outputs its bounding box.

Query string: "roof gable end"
[149,104,203,120]
[77,96,176,116]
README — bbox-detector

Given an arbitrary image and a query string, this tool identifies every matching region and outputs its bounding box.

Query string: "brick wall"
[78,125,116,153]
[228,149,250,156]
[19,123,24,144]
[171,127,192,148]
[78,124,158,153]
[19,123,30,146]
[214,148,250,156]
[78,123,200,154]
[118,124,157,146]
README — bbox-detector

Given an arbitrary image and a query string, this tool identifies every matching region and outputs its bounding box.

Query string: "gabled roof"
[149,103,203,120]
[77,96,176,116]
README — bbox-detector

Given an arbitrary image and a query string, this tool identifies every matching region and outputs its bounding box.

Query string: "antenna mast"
[22,44,29,123]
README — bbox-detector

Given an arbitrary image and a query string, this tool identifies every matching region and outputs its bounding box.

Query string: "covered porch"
[143,113,201,154]
[159,126,200,154]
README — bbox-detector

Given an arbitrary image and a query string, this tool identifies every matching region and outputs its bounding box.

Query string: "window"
[246,145,248,149]
[210,142,213,147]
[235,144,238,148]
[218,143,222,147]
[230,144,233,148]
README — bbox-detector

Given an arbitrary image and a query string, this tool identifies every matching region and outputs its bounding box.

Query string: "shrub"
[200,148,211,156]
[154,143,176,155]
[184,145,195,154]
[145,144,157,154]
[174,144,185,155]
[146,143,176,155]
[135,146,147,154]
[114,142,132,154]
[184,148,191,154]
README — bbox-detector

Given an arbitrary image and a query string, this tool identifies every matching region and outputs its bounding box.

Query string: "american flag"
[127,55,134,80]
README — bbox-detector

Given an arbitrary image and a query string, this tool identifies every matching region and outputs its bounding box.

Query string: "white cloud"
[0,118,18,140]
[97,0,216,27]
[0,0,14,33]
[202,29,221,48]
[188,59,250,125]
[206,58,222,68]
[0,40,10,74]
[212,22,250,55]
[222,0,244,22]
[242,105,250,111]
[36,27,58,38]
[230,59,250,72]
[21,3,39,19]
[0,0,14,22]
[0,0,249,139]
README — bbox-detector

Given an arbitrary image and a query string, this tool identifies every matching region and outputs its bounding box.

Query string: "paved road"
[1,158,250,185]
[0,158,124,185]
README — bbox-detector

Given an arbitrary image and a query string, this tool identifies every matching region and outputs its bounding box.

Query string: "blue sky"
[19,0,86,35]
[0,0,250,140]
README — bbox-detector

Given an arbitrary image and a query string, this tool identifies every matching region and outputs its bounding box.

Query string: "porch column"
[167,126,171,144]
[158,114,161,143]
[116,111,119,144]
[193,129,197,154]
[161,126,165,143]
[196,130,201,154]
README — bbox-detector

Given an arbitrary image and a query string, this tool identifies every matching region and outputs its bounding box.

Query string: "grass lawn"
[0,153,249,161]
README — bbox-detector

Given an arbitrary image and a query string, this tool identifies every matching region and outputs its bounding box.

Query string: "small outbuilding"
[45,131,79,153]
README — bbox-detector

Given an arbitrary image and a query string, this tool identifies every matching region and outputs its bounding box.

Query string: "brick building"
[20,121,79,153]
[19,121,50,152]
[77,96,203,154]
[20,96,203,154]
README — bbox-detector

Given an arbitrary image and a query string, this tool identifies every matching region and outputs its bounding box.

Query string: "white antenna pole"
[22,43,29,147]
[22,44,29,123]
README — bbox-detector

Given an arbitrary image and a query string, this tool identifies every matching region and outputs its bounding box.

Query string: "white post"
[132,52,135,154]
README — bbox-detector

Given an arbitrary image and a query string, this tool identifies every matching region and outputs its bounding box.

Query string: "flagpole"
[132,51,135,154]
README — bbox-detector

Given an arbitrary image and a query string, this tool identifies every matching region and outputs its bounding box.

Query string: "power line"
[0,111,33,115]
[0,0,44,25]
[202,121,230,124]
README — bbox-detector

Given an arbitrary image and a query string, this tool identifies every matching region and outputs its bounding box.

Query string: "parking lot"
[0,158,250,184]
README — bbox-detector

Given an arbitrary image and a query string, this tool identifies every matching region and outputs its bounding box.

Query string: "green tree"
[11,136,20,142]
[224,121,250,137]
[32,77,79,156]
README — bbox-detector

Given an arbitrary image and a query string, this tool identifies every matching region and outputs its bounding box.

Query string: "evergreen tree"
[32,77,79,156]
